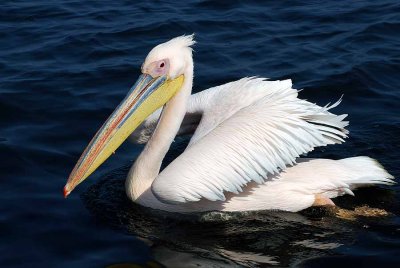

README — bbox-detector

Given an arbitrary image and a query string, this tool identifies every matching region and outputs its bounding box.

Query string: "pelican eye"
[159,62,165,68]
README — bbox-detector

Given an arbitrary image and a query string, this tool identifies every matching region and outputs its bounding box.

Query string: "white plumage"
[152,77,349,204]
[123,35,393,212]
[67,35,394,212]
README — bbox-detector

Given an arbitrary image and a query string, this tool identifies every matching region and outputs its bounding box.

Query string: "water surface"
[1,1,400,267]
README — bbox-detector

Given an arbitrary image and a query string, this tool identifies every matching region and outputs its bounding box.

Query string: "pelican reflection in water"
[64,35,394,213]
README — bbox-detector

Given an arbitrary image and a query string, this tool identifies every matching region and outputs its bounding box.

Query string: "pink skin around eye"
[145,59,170,77]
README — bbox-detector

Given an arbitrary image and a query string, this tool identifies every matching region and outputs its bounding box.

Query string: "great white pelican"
[64,35,394,213]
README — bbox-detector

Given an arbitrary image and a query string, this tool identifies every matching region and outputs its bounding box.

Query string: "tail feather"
[339,156,394,186]
[221,157,394,212]
[320,156,395,199]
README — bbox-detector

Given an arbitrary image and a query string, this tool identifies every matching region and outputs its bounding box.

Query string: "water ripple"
[1,0,400,267]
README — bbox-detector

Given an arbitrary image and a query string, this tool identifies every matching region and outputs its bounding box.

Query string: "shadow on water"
[81,139,399,267]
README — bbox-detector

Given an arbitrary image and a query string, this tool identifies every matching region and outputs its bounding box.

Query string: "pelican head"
[64,35,195,197]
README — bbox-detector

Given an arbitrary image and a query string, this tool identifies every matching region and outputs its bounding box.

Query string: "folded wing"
[152,77,349,204]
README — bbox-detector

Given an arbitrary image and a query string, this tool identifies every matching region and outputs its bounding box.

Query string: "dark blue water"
[1,1,400,267]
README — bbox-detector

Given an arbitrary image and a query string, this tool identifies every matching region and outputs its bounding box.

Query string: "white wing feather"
[188,77,287,145]
[151,77,349,204]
